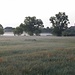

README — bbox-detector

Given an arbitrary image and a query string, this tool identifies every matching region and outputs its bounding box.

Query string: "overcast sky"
[0,0,75,28]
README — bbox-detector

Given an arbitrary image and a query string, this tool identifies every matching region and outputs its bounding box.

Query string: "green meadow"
[0,36,75,75]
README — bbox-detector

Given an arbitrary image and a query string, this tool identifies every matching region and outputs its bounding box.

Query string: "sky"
[0,0,75,28]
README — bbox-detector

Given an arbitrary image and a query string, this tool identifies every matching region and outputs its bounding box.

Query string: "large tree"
[21,16,44,36]
[49,12,69,36]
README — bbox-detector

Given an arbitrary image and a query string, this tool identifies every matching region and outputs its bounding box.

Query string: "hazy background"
[0,0,75,28]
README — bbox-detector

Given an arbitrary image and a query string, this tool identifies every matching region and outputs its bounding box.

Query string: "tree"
[19,23,25,31]
[62,26,75,36]
[22,16,44,36]
[13,26,23,36]
[0,24,4,35]
[49,12,69,36]
[41,27,52,33]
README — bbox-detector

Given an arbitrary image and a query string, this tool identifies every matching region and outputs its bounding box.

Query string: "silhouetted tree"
[22,16,44,36]
[49,12,69,36]
[13,27,23,36]
[19,23,25,31]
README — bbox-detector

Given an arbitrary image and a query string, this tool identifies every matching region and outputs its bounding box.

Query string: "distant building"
[4,27,15,32]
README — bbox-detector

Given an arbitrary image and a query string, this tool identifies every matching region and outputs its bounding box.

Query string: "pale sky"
[0,0,75,28]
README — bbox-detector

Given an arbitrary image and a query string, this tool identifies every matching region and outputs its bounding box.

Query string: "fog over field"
[3,32,52,36]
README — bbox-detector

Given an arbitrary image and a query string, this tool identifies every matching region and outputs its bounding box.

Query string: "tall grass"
[0,36,75,75]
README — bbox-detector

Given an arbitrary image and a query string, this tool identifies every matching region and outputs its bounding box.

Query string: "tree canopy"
[62,26,75,36]
[21,16,44,36]
[13,26,23,36]
[49,12,69,36]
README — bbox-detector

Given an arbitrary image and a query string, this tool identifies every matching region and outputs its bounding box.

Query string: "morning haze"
[0,0,75,75]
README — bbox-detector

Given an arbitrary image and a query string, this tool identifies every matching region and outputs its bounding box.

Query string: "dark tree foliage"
[41,27,52,33]
[22,16,44,36]
[13,26,23,36]
[20,23,25,31]
[49,12,69,36]
[62,26,75,36]
[0,24,4,35]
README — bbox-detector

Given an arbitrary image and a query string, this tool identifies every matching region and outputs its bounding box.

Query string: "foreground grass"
[0,36,75,75]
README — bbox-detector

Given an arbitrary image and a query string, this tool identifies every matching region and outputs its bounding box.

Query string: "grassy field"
[0,36,75,75]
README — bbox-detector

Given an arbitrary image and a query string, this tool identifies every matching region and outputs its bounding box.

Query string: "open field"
[0,36,75,75]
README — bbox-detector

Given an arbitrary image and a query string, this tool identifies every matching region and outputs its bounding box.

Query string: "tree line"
[0,12,75,36]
